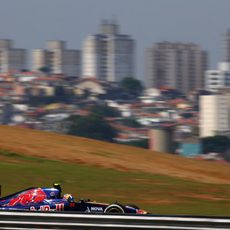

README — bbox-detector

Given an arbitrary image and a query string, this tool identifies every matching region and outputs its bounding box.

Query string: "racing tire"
[104,204,125,213]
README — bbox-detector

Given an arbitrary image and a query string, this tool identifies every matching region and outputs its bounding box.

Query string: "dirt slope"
[0,125,230,184]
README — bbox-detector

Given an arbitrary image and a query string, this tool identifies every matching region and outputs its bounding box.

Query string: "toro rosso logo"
[7,188,46,206]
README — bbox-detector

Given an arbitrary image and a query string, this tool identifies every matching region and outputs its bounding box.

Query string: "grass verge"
[0,151,229,215]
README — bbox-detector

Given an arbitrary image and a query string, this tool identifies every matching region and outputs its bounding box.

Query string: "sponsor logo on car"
[30,203,64,211]
[90,207,103,212]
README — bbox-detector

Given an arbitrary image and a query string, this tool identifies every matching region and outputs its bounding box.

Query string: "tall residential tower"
[0,39,27,73]
[32,41,81,77]
[224,29,230,62]
[199,94,230,137]
[145,42,208,94]
[82,20,135,82]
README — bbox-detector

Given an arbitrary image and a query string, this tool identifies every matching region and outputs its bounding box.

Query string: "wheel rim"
[107,207,122,213]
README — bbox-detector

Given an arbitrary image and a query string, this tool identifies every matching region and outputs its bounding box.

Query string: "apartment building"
[224,29,230,62]
[199,94,230,137]
[82,20,135,82]
[145,42,208,94]
[205,62,230,92]
[0,39,27,73]
[32,41,81,77]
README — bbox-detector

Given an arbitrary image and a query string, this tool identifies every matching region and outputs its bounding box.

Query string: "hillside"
[0,125,230,215]
[0,125,230,184]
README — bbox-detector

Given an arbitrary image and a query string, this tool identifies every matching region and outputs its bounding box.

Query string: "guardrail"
[0,211,230,229]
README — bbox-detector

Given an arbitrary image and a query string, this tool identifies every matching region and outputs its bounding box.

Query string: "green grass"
[0,152,230,215]
[0,149,22,158]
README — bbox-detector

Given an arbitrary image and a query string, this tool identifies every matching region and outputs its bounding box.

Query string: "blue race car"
[0,184,147,214]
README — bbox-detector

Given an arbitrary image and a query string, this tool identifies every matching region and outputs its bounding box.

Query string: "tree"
[120,139,148,149]
[38,66,51,74]
[90,104,120,117]
[119,77,144,97]
[122,118,141,128]
[55,85,65,96]
[68,114,117,142]
[201,135,230,154]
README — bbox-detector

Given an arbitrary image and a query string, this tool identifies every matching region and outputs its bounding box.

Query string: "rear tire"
[104,204,124,213]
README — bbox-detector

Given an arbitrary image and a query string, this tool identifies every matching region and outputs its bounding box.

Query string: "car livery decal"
[7,188,46,206]
[30,203,64,211]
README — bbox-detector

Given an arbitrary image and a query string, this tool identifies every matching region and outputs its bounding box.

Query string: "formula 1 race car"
[0,184,147,214]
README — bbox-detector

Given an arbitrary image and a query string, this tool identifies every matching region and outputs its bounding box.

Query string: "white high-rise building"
[199,95,230,137]
[82,20,135,82]
[32,40,81,77]
[0,39,27,73]
[205,62,230,92]
[32,49,50,72]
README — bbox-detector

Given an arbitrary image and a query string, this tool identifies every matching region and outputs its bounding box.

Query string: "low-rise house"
[74,78,106,97]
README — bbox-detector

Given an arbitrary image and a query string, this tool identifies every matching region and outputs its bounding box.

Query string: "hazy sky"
[1,0,230,79]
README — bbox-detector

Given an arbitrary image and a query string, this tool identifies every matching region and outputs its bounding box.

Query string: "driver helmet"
[63,194,74,202]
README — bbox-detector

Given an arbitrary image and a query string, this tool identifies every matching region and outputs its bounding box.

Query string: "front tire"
[104,204,124,213]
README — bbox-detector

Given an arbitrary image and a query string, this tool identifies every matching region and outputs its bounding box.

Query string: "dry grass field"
[0,125,230,215]
[0,125,229,184]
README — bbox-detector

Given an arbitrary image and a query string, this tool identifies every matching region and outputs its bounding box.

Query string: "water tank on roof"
[149,128,174,153]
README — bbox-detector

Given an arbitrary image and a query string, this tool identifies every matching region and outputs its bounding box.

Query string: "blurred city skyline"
[1,0,230,79]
